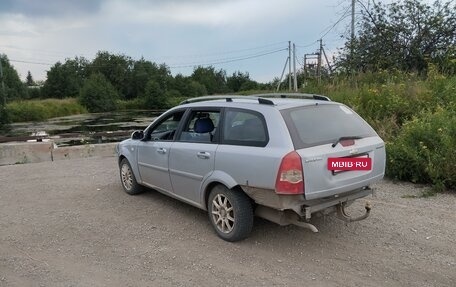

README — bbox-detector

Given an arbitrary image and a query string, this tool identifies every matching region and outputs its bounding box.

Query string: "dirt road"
[0,157,455,286]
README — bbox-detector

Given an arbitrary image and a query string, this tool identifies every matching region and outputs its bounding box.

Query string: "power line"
[9,59,53,66]
[168,46,287,66]
[3,41,288,61]
[7,47,288,70]
[169,48,287,69]
[319,4,352,39]
[158,41,288,60]
[296,53,304,66]
[295,41,318,48]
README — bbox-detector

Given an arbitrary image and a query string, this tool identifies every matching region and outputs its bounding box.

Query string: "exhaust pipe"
[255,206,319,233]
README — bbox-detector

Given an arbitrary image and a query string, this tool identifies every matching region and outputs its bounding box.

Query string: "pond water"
[1,110,162,146]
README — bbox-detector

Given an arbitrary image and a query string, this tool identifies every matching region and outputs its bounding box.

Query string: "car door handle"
[197,152,210,159]
[157,147,167,154]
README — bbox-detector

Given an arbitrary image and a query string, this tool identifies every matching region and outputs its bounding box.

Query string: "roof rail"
[179,95,274,105]
[252,93,331,101]
[179,93,330,106]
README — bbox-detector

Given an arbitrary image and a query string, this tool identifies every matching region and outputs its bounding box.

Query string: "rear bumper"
[242,185,373,219]
[304,172,383,200]
[302,187,373,220]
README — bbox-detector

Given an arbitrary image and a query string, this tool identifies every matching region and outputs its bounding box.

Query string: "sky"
[0,0,375,83]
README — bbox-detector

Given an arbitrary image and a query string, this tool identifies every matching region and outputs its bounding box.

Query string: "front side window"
[148,110,185,141]
[179,110,220,143]
[222,109,268,147]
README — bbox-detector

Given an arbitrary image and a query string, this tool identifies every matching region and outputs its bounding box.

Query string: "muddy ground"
[0,157,455,286]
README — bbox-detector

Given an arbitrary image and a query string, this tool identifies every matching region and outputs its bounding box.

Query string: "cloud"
[103,0,310,27]
[0,0,102,17]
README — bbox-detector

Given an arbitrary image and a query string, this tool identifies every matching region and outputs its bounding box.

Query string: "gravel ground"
[0,157,455,287]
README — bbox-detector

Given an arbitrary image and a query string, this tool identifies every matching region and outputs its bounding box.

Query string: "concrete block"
[52,143,117,161]
[0,142,53,166]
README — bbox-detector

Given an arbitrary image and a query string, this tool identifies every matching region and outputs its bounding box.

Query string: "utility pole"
[351,0,355,73]
[276,57,289,92]
[322,45,333,74]
[288,41,292,91]
[293,43,297,92]
[351,0,355,43]
[317,39,323,84]
[303,55,307,81]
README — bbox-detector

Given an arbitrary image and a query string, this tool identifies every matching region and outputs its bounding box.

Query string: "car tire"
[119,158,143,195]
[207,185,254,242]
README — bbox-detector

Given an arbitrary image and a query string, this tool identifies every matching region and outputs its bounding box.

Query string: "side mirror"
[131,130,144,140]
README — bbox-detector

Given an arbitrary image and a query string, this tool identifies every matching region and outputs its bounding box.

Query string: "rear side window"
[222,109,268,147]
[282,104,377,149]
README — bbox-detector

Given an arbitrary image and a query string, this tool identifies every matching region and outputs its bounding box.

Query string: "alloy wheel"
[121,163,133,191]
[211,194,235,233]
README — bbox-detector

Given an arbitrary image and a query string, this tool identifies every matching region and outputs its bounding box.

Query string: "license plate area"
[328,153,372,175]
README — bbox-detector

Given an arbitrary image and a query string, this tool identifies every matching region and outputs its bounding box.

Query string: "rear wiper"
[331,136,363,148]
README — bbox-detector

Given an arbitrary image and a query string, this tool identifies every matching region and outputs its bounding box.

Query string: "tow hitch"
[336,201,372,223]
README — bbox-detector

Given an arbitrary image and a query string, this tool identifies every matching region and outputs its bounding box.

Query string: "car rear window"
[281,104,377,149]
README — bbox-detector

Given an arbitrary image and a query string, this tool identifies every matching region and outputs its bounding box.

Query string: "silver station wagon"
[116,94,385,241]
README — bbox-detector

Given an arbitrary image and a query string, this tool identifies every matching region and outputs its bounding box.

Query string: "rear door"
[168,109,220,205]
[281,103,386,200]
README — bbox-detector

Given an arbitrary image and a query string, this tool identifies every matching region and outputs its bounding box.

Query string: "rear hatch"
[281,103,386,200]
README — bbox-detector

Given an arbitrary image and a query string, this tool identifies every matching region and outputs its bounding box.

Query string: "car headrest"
[194,117,214,133]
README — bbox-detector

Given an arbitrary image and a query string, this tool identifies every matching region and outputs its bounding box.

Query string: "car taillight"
[275,151,304,195]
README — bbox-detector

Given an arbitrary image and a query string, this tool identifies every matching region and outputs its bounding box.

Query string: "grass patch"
[116,98,143,110]
[420,189,438,198]
[7,98,87,122]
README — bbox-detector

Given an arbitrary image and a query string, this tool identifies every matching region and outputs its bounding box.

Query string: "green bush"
[386,106,456,190]
[116,98,143,110]
[79,73,119,112]
[167,96,189,107]
[6,98,87,122]
[26,87,42,99]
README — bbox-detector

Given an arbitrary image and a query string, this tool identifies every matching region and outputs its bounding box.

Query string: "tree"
[90,51,134,99]
[0,54,26,101]
[142,79,167,109]
[191,66,228,94]
[336,0,456,75]
[79,73,119,112]
[172,74,207,98]
[131,59,173,99]
[187,80,207,97]
[42,57,89,98]
[26,71,35,86]
[227,71,259,92]
[131,58,157,99]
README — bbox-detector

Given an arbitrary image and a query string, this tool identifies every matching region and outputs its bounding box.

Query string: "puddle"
[0,110,162,146]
